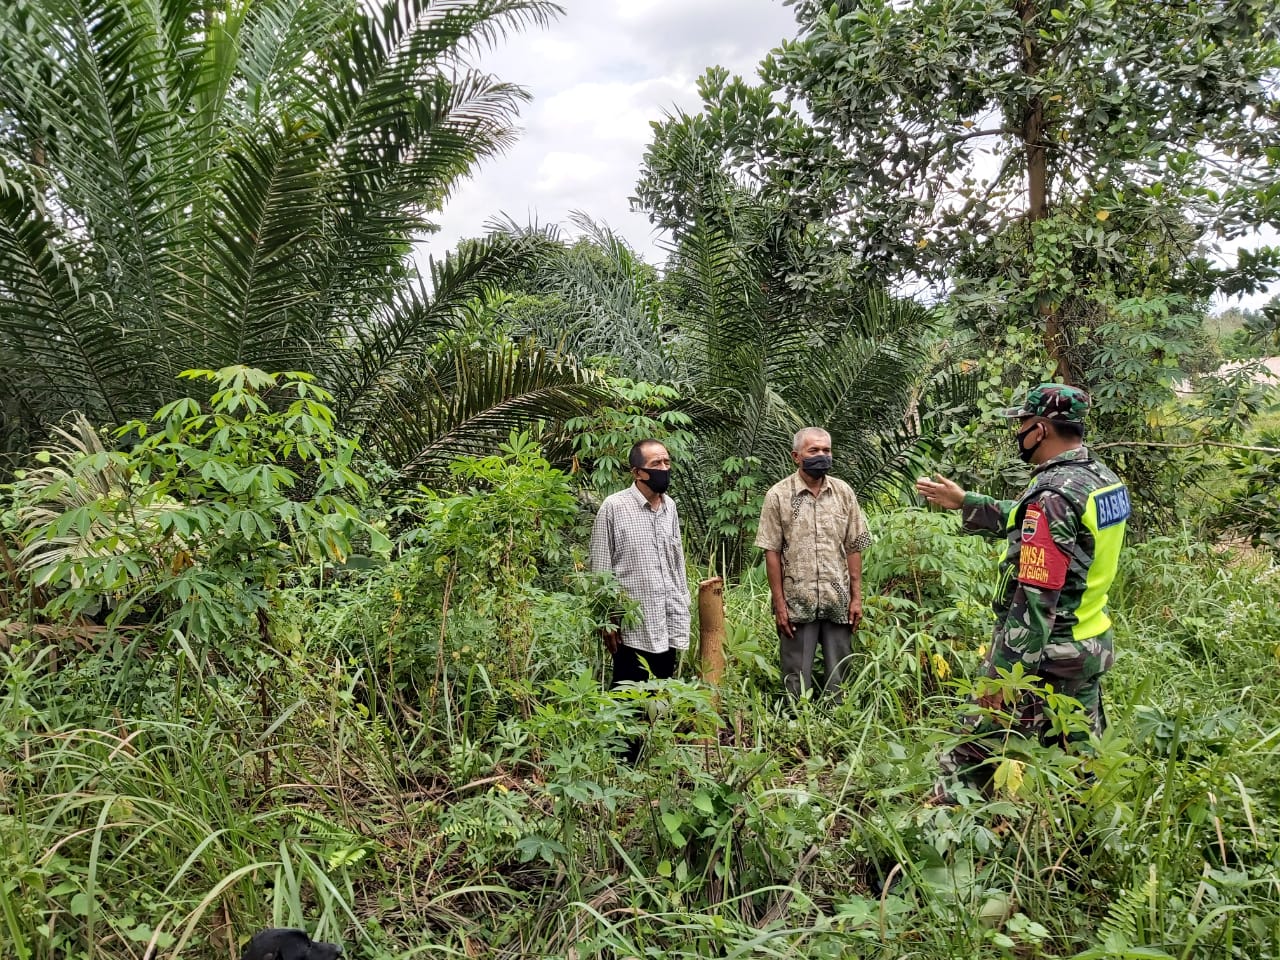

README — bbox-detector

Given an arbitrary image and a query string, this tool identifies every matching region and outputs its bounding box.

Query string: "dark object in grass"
[241,928,343,960]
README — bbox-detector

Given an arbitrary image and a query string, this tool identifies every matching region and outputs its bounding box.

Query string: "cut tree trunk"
[697,576,727,747]
[698,576,726,687]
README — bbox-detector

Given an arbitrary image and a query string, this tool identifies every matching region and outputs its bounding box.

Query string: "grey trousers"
[780,620,852,701]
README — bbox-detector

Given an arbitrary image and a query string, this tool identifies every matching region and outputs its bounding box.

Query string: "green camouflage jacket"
[961,447,1130,682]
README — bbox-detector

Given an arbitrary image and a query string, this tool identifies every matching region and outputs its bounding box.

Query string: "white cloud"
[422,0,1276,310]
[533,151,610,195]
[539,77,696,144]
[423,0,797,264]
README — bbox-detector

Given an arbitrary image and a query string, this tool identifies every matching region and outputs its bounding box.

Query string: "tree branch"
[1094,439,1280,455]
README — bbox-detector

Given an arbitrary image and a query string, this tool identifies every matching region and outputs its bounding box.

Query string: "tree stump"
[698,576,726,686]
[697,577,727,752]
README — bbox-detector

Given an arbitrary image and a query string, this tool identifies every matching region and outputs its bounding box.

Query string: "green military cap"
[1000,383,1091,422]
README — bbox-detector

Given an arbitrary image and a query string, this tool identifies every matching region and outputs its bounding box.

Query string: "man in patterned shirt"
[589,439,690,690]
[917,384,1130,801]
[756,427,873,702]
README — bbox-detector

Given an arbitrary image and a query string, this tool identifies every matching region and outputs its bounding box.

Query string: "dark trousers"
[610,645,677,763]
[940,673,1109,793]
[611,644,677,687]
[780,620,852,702]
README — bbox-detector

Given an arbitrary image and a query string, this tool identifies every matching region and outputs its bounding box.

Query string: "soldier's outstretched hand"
[916,474,966,510]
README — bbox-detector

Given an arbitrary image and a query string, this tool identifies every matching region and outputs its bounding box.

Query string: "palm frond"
[0,0,556,456]
[11,413,170,587]
[790,294,933,435]
[235,0,357,114]
[488,212,676,381]
[362,342,610,483]
[0,185,154,428]
[663,219,784,394]
[330,235,531,425]
[178,114,329,370]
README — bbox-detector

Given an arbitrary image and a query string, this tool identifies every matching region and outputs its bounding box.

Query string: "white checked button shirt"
[589,484,691,653]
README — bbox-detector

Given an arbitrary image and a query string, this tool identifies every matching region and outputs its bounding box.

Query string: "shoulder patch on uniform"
[1017,503,1069,590]
[1094,485,1131,529]
[1021,509,1039,539]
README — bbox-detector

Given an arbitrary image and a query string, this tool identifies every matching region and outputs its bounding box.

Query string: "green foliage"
[564,378,693,495]
[769,0,1280,293]
[1204,303,1279,362]
[490,213,676,385]
[5,486,1280,957]
[954,213,1221,404]
[696,454,767,569]
[9,367,384,649]
[5,2,1280,957]
[914,317,1278,539]
[920,324,1056,496]
[402,431,579,585]
[645,0,1279,433]
[1240,295,1280,351]
[315,434,620,757]
[628,67,944,569]
[354,330,612,486]
[0,0,582,472]
[1208,430,1280,552]
[863,507,997,640]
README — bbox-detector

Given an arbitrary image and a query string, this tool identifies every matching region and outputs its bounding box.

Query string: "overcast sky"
[424,0,1274,311]
[424,0,797,264]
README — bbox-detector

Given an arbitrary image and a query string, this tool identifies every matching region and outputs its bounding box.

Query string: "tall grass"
[3,513,1279,958]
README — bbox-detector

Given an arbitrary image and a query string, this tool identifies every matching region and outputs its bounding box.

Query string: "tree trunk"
[1017,0,1076,384]
[697,576,727,748]
[698,576,726,687]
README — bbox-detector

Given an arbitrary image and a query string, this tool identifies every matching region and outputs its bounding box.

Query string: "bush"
[7,367,384,655]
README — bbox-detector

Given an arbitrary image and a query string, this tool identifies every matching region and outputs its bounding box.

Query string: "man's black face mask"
[642,468,671,494]
[801,454,832,477]
[1016,422,1044,464]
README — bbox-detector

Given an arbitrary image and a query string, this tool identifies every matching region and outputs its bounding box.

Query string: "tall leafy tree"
[765,0,1280,385]
[0,0,604,473]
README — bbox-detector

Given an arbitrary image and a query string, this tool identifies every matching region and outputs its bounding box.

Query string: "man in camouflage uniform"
[916,384,1130,799]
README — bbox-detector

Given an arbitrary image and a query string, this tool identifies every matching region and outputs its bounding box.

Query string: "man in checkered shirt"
[589,439,691,696]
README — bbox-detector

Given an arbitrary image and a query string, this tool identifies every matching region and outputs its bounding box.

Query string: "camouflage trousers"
[939,633,1113,792]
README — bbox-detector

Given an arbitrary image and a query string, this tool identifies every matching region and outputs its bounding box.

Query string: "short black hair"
[628,439,662,470]
[1047,419,1085,440]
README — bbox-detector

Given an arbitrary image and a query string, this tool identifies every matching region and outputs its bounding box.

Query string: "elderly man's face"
[640,444,672,471]
[632,442,672,491]
[792,432,832,466]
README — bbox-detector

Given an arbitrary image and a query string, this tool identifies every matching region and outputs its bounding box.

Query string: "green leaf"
[69,892,94,917]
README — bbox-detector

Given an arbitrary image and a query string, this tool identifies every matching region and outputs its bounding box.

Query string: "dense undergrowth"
[3,419,1280,958]
[3,0,1277,951]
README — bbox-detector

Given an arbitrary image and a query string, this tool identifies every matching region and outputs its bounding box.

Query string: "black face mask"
[642,468,671,494]
[801,454,833,477]
[1016,423,1043,464]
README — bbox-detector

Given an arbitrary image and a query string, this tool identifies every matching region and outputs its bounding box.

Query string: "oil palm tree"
[487,212,679,385]
[490,201,937,571]
[0,0,604,475]
[657,206,935,569]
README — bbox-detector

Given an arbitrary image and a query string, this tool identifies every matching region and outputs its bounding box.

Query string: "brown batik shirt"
[755,473,873,624]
